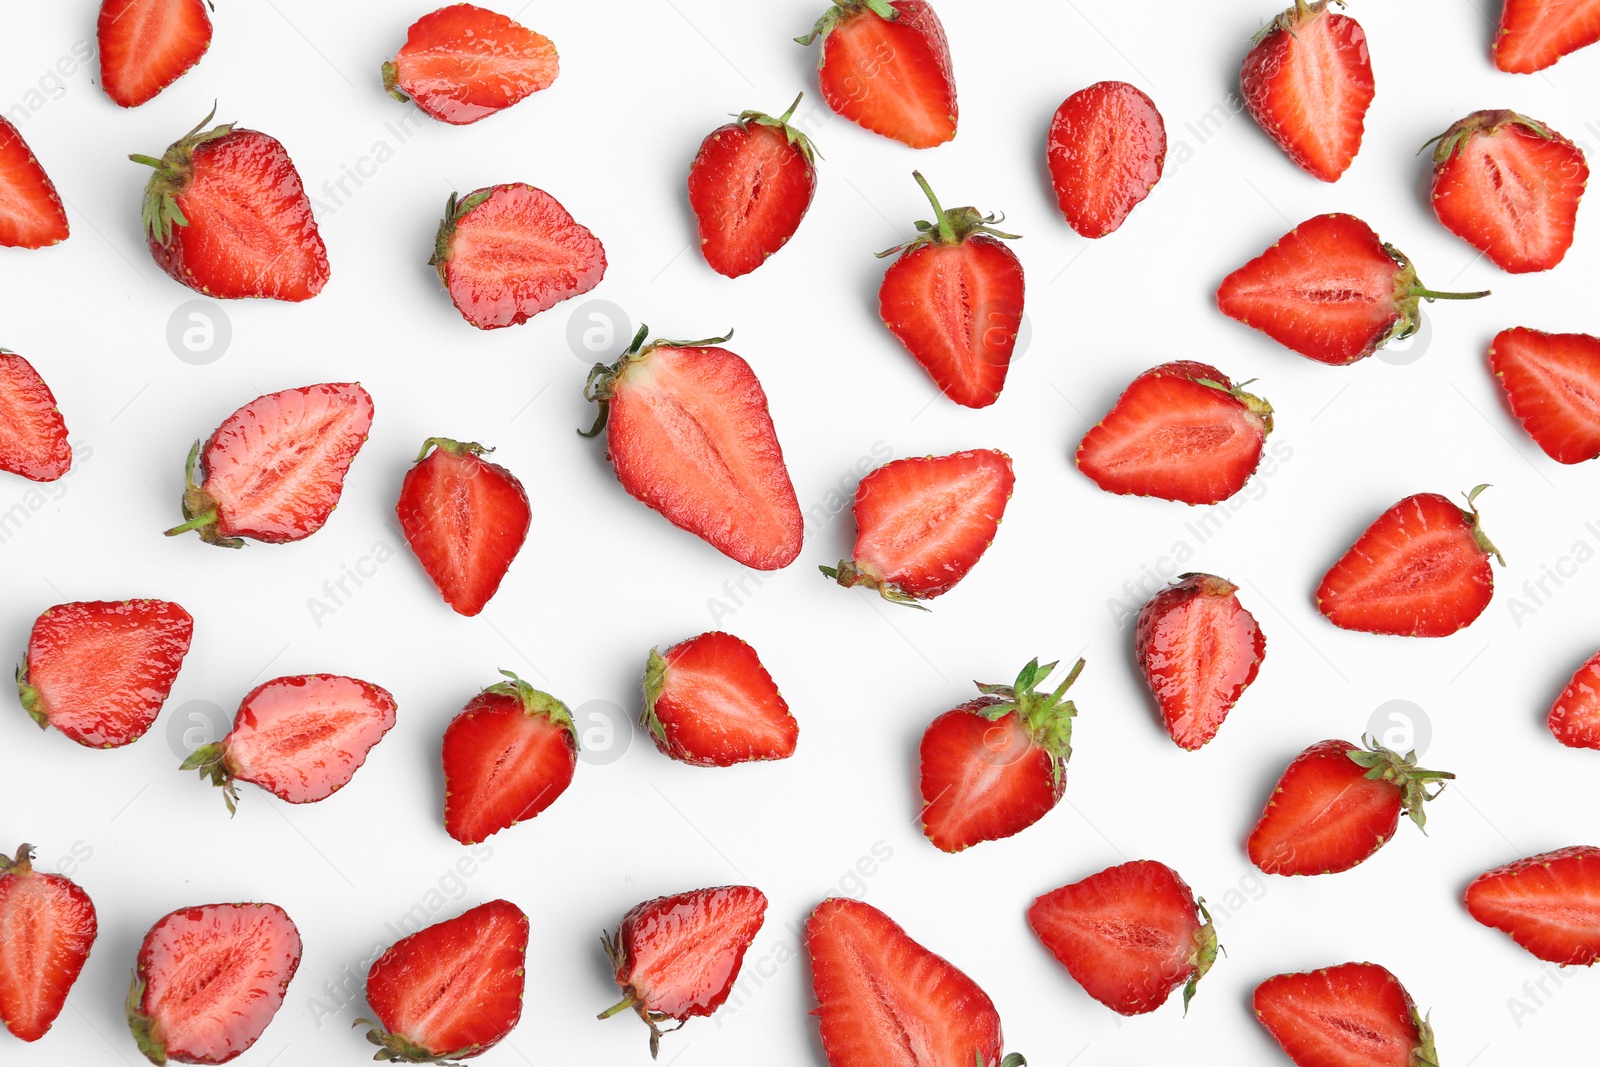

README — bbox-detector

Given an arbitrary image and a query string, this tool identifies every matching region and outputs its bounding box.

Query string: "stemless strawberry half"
[1490,327,1600,464]
[442,671,578,844]
[1135,573,1265,749]
[0,844,98,1042]
[98,0,213,108]
[0,349,71,481]
[599,885,768,1057]
[0,117,69,248]
[1046,80,1167,238]
[797,0,957,149]
[182,675,398,812]
[1464,846,1600,964]
[1217,213,1489,365]
[1549,650,1600,750]
[1027,860,1218,1016]
[1254,962,1439,1067]
[1494,0,1600,73]
[643,631,797,766]
[1078,362,1272,505]
[127,902,301,1066]
[18,599,194,749]
[582,326,803,570]
[432,183,606,330]
[361,899,529,1063]
[166,382,374,548]
[133,110,329,301]
[384,4,559,125]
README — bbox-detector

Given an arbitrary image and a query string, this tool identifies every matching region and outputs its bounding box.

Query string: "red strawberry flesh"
[1254,962,1436,1067]
[1490,327,1600,464]
[643,632,797,766]
[0,350,71,481]
[0,845,97,1043]
[1136,574,1264,749]
[0,118,69,248]
[803,0,957,149]
[1494,0,1600,73]
[99,0,212,108]
[1465,845,1600,964]
[1047,80,1167,237]
[385,4,558,125]
[443,672,577,844]
[689,98,818,278]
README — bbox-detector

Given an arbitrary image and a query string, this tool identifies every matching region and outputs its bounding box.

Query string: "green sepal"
[0,843,35,876]
[640,649,670,746]
[1250,0,1331,47]
[796,0,898,65]
[972,658,1086,786]
[736,93,821,164]
[1411,1008,1441,1067]
[415,438,492,463]
[1193,376,1274,436]
[487,670,578,750]
[131,105,233,247]
[1379,241,1490,353]
[1182,899,1220,1013]
[181,742,240,815]
[429,187,499,281]
[1347,737,1455,833]
[579,324,734,439]
[1460,483,1505,566]
[354,1017,481,1065]
[15,663,47,730]
[126,971,167,1065]
[877,171,1019,259]
[163,440,242,548]
[1422,109,1553,165]
[381,60,408,104]
[819,560,930,610]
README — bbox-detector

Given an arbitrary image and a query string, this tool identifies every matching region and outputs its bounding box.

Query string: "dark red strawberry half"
[1490,327,1600,463]
[0,117,69,248]
[1494,0,1600,73]
[1047,80,1167,237]
[0,844,97,1042]
[1136,573,1264,749]
[1549,651,1600,750]
[442,671,578,844]
[643,631,797,766]
[1254,962,1438,1067]
[0,349,71,481]
[1464,846,1600,964]
[384,4,559,125]
[99,0,212,108]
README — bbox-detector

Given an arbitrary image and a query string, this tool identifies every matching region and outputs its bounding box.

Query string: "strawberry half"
[1428,111,1588,275]
[1490,327,1600,463]
[1254,962,1438,1067]
[689,94,819,278]
[1217,213,1489,365]
[1464,846,1600,964]
[442,671,577,844]
[126,902,301,1066]
[1135,573,1265,750]
[361,899,528,1063]
[877,171,1024,409]
[0,117,69,248]
[1047,80,1167,237]
[165,382,374,547]
[182,674,398,812]
[133,110,329,301]
[397,438,531,617]
[0,349,71,481]
[1241,0,1374,182]
[643,631,797,766]
[98,0,212,108]
[599,885,767,1057]
[822,448,1013,604]
[1027,860,1218,1016]
[1077,362,1272,505]
[384,4,559,125]
[1549,651,1600,750]
[582,326,803,570]
[1316,488,1502,636]
[17,599,194,749]
[797,0,956,149]
[1494,0,1600,73]
[0,844,97,1042]
[1247,738,1454,876]
[920,658,1086,852]
[807,898,1024,1067]
[431,183,605,330]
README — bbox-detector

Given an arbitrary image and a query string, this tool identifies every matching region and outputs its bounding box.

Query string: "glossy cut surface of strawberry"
[0,118,69,248]
[1494,0,1600,73]
[442,672,577,844]
[384,4,558,125]
[1464,846,1600,964]
[1254,962,1438,1067]
[1135,574,1264,749]
[797,0,956,148]
[99,0,212,108]
[1490,327,1600,463]
[643,632,797,766]
[0,350,71,480]
[1047,80,1166,237]
[0,845,97,1042]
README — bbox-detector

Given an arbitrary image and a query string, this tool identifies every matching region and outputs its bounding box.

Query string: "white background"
[2,1,1597,1064]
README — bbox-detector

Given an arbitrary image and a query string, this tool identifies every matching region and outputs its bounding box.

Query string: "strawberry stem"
[597,993,636,1019]
[820,560,930,610]
[913,171,956,245]
[1410,286,1491,301]
[1348,737,1454,833]
[163,511,217,536]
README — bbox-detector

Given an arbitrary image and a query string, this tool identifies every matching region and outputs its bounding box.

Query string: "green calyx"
[641,649,670,746]
[1347,736,1455,833]
[181,742,241,815]
[818,559,929,610]
[163,440,240,548]
[126,972,168,1066]
[1411,1008,1441,1067]
[1459,483,1505,566]
[979,1054,1027,1067]
[417,437,491,463]
[380,60,408,103]
[1183,899,1220,1013]
[1422,109,1553,166]
[598,931,686,1057]
[1251,0,1333,46]
[0,843,36,876]
[736,93,821,165]
[1194,376,1274,435]
[796,0,898,64]
[877,171,1019,259]
[15,664,47,730]
[355,1017,480,1065]
[973,658,1086,785]
[131,104,233,247]
[1380,241,1490,353]
[429,187,499,281]
[487,670,578,748]
[578,324,734,439]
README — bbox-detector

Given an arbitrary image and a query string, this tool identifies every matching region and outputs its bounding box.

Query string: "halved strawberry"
[1254,962,1438,1067]
[1027,860,1217,1016]
[1549,651,1600,750]
[18,599,194,749]
[807,898,1024,1067]
[127,902,300,1065]
[0,350,71,481]
[877,171,1024,409]
[182,675,398,812]
[582,326,803,570]
[1077,362,1271,505]
[1490,327,1600,463]
[822,449,1012,604]
[797,0,956,149]
[98,0,213,108]
[432,183,605,330]
[1316,488,1502,636]
[361,899,528,1063]
[165,382,374,547]
[397,438,531,617]
[384,4,559,125]
[1494,0,1600,73]
[0,117,69,248]
[600,885,767,1057]
[442,671,577,844]
[1247,738,1454,876]
[920,658,1085,852]
[1047,80,1167,237]
[643,631,797,766]
[1428,111,1588,275]
[689,95,819,278]
[1217,213,1489,365]
[0,844,97,1042]
[133,111,329,301]
[1135,573,1265,749]
[1464,846,1600,964]
[1241,0,1374,182]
